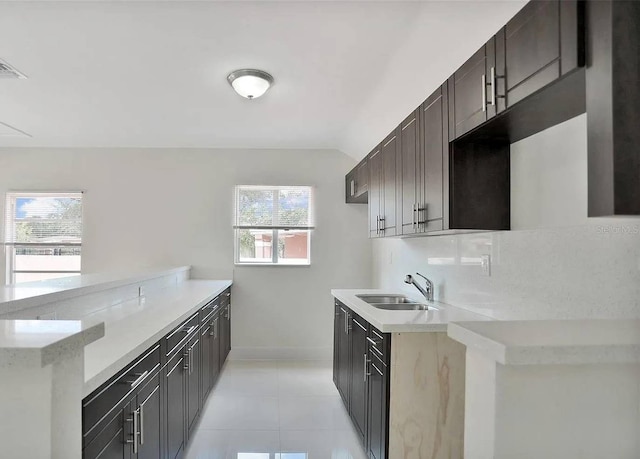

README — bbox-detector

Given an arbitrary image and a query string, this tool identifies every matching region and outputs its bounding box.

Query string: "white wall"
[372,116,640,320]
[0,148,371,358]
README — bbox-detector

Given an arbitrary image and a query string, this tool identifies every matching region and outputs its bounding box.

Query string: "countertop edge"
[448,320,640,366]
[0,266,192,316]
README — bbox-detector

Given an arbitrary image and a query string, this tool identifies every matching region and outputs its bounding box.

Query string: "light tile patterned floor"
[185,360,368,459]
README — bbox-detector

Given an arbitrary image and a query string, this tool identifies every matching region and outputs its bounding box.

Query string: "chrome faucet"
[404,273,434,302]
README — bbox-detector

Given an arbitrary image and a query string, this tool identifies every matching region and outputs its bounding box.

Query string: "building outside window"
[3,192,83,284]
[234,186,313,265]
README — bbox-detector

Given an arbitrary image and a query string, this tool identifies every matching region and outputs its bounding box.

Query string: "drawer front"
[200,296,220,323]
[367,327,390,366]
[165,312,199,359]
[83,343,161,444]
[82,407,126,459]
[220,288,231,308]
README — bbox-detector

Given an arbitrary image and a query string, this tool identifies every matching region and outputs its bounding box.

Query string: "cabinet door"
[355,158,368,198]
[186,335,201,436]
[367,354,389,459]
[225,305,231,361]
[200,320,212,402]
[219,305,231,365]
[505,0,561,106]
[83,409,129,459]
[348,315,368,445]
[336,305,351,406]
[368,145,383,238]
[421,84,448,232]
[380,129,399,237]
[399,110,421,235]
[449,39,497,140]
[136,373,162,459]
[165,351,185,459]
[211,313,221,384]
[333,302,340,387]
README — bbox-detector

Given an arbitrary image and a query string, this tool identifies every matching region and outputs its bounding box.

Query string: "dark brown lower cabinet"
[186,334,201,438]
[336,303,351,406]
[135,372,163,459]
[82,409,127,459]
[83,288,231,459]
[220,303,231,364]
[165,350,186,459]
[349,314,368,445]
[334,300,390,459]
[367,352,389,459]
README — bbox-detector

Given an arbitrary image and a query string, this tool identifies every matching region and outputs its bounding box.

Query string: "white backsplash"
[372,115,640,320]
[373,222,640,320]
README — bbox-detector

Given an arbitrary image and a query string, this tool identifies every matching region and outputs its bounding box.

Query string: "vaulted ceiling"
[0,1,526,159]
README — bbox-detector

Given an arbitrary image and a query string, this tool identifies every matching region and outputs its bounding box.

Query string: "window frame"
[233,185,313,266]
[4,191,83,284]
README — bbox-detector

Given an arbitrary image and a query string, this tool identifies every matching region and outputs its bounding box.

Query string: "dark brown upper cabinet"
[379,130,399,237]
[368,129,399,238]
[420,84,449,233]
[345,157,368,204]
[586,0,640,216]
[504,0,584,107]
[368,144,383,238]
[399,108,421,236]
[448,36,502,141]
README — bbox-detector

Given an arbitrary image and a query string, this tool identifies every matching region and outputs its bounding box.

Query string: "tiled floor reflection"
[185,360,368,459]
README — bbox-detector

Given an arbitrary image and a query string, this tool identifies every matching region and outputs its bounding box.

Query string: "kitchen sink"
[356,294,430,311]
[372,303,430,311]
[356,294,418,304]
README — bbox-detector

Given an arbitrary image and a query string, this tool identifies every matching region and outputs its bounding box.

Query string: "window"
[3,192,83,284]
[234,186,313,265]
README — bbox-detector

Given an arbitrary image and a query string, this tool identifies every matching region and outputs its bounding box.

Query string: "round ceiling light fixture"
[226,69,274,100]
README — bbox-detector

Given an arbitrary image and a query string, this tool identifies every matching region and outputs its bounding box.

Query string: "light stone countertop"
[447,319,640,365]
[0,319,105,368]
[331,289,492,333]
[0,266,191,316]
[83,279,232,396]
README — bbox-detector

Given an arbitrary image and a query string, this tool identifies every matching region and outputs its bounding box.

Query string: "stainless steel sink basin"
[371,303,430,311]
[356,294,417,304]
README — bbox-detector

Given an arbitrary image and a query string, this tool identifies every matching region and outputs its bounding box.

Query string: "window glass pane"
[276,230,310,265]
[237,189,274,226]
[9,196,82,244]
[237,229,274,263]
[277,188,310,227]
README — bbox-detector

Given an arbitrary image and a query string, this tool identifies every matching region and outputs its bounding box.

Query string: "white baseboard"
[229,346,333,361]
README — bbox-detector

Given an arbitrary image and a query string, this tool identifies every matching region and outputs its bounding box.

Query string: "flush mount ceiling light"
[227,69,274,100]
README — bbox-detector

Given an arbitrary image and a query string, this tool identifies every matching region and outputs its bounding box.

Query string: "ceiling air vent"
[0,59,27,79]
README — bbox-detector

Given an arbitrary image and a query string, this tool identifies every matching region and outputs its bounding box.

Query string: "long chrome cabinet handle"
[353,318,367,332]
[371,362,384,376]
[490,66,496,106]
[184,349,190,372]
[188,340,198,375]
[366,336,380,347]
[363,354,371,382]
[139,404,144,446]
[481,74,487,112]
[126,409,140,453]
[123,370,149,390]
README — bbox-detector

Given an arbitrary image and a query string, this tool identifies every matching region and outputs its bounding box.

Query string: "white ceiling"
[0,0,526,159]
